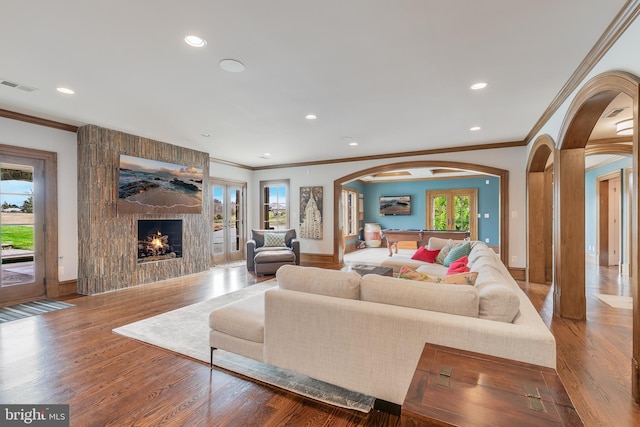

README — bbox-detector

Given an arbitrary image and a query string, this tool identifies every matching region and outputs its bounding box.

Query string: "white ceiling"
[0,1,630,168]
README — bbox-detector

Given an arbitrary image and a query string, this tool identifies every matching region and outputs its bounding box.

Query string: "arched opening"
[554,70,640,401]
[527,135,555,284]
[333,160,509,267]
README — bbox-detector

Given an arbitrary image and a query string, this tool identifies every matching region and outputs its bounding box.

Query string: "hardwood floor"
[0,260,638,426]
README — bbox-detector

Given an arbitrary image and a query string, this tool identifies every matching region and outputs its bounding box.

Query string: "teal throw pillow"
[264,232,286,247]
[443,241,471,267]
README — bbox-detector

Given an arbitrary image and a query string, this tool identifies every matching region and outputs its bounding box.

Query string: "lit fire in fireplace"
[138,229,177,261]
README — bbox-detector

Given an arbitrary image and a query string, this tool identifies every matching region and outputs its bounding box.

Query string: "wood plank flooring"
[0,260,638,426]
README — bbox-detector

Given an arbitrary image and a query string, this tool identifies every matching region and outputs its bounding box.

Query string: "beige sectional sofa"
[209,241,556,406]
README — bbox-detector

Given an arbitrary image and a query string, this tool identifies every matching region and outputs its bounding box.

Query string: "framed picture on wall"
[300,186,323,239]
[117,154,203,214]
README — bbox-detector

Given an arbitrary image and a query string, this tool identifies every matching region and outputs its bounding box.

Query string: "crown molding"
[0,108,78,133]
[250,140,525,171]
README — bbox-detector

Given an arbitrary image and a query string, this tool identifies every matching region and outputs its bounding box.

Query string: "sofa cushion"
[276,265,361,299]
[427,237,452,250]
[399,266,478,285]
[443,241,472,266]
[209,293,265,343]
[254,249,295,263]
[411,246,440,263]
[476,282,521,323]
[360,274,479,317]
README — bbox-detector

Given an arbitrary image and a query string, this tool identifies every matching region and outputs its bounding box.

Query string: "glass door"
[426,188,478,240]
[0,155,46,304]
[211,180,246,264]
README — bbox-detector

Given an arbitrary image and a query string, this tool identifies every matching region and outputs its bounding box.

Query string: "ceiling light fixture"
[305,114,317,120]
[349,141,358,146]
[470,126,481,131]
[219,59,245,73]
[184,35,207,48]
[470,82,488,90]
[616,118,633,136]
[56,87,74,94]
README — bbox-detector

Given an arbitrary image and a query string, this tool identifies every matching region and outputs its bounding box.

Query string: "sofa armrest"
[246,239,257,271]
[290,239,300,265]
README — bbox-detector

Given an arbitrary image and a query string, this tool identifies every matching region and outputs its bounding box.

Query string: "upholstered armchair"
[247,229,300,275]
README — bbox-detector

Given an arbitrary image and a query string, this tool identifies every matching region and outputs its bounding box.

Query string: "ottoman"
[253,249,296,276]
[209,292,266,364]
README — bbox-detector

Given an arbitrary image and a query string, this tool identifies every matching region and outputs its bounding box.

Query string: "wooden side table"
[402,344,583,426]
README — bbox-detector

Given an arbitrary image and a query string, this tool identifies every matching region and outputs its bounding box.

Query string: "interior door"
[211,180,246,264]
[0,155,46,304]
[608,176,621,266]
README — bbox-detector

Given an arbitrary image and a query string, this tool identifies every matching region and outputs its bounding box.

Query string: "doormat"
[0,299,74,324]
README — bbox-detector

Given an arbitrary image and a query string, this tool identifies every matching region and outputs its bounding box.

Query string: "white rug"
[113,281,375,412]
[596,293,633,310]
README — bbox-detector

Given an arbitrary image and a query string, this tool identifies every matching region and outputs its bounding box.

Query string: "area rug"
[113,281,375,412]
[596,293,633,310]
[0,299,74,324]
[212,260,246,268]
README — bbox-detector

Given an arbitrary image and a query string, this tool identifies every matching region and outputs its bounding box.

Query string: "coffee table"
[343,264,393,277]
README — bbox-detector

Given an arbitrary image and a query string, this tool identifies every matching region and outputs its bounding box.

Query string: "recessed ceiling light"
[219,59,245,73]
[470,126,482,131]
[201,133,211,137]
[349,141,358,146]
[305,114,317,120]
[470,82,488,90]
[185,35,207,48]
[56,87,74,94]
[263,153,271,157]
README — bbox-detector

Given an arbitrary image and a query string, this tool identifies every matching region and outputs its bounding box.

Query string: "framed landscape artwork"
[117,154,203,214]
[300,186,323,239]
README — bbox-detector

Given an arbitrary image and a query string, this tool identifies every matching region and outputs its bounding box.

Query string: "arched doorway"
[527,135,554,284]
[554,70,640,401]
[333,160,509,267]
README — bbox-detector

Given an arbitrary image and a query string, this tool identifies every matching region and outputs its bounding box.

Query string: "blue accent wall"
[585,157,631,255]
[360,176,500,245]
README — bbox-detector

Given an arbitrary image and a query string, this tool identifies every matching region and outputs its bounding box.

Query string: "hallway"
[521,258,639,426]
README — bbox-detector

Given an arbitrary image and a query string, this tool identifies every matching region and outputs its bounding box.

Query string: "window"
[426,188,478,240]
[342,187,358,237]
[260,180,289,229]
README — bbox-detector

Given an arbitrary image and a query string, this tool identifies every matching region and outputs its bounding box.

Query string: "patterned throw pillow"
[435,243,452,265]
[443,241,472,267]
[264,232,286,247]
[399,266,477,285]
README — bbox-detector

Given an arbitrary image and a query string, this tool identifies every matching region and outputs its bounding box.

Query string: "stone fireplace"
[137,219,183,263]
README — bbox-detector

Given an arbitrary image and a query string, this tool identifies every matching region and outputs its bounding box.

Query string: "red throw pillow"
[447,256,470,274]
[411,246,440,263]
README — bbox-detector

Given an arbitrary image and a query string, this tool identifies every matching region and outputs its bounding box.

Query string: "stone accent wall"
[77,125,211,295]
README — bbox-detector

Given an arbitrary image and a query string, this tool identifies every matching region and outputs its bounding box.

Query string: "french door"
[211,180,246,264]
[426,188,477,240]
[0,154,46,304]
